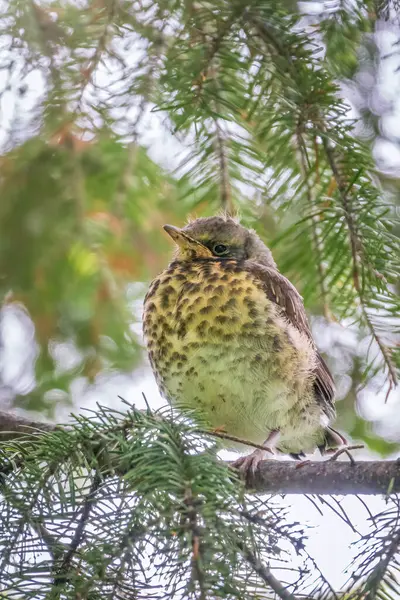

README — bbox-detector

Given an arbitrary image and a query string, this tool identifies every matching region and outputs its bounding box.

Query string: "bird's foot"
[319,426,348,454]
[232,447,274,485]
[231,430,280,485]
[318,427,347,458]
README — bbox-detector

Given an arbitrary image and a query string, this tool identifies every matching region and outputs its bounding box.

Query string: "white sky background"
[1,1,400,593]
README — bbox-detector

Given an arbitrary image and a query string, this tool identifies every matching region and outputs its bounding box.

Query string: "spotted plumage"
[143,216,341,464]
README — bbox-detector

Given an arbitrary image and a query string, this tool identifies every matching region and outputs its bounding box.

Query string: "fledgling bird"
[143,215,344,477]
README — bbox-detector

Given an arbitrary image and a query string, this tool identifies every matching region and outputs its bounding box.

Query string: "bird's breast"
[143,259,318,449]
[144,259,276,373]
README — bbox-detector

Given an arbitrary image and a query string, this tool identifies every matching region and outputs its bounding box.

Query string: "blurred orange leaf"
[107,252,139,276]
[87,211,125,236]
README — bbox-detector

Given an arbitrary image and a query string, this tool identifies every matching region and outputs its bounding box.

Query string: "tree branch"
[52,472,102,590]
[244,459,400,496]
[1,410,400,496]
[237,540,299,600]
[214,115,234,214]
[0,409,57,440]
[296,129,332,320]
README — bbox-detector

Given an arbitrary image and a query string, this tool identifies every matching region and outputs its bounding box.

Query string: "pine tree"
[0,0,399,598]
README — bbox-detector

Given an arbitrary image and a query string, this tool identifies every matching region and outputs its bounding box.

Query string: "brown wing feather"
[246,262,336,419]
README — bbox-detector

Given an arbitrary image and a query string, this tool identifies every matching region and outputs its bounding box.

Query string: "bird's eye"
[212,243,229,256]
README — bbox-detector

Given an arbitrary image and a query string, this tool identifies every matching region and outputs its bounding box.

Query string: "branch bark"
[246,458,400,496]
[1,410,400,495]
[0,409,57,440]
[237,540,299,600]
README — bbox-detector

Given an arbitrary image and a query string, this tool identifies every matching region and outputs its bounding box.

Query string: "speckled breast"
[143,258,271,389]
[143,259,316,448]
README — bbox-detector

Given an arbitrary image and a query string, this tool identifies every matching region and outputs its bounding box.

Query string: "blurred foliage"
[0,130,187,413]
[0,0,398,453]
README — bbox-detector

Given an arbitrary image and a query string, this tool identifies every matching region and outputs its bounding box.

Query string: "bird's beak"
[163,225,193,247]
[163,225,212,258]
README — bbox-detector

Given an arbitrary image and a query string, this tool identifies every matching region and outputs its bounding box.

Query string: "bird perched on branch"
[143,215,345,479]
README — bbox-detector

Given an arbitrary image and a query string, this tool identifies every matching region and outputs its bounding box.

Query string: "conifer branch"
[320,134,398,390]
[237,541,299,600]
[0,461,59,575]
[29,0,64,90]
[296,129,331,319]
[0,409,56,440]
[184,485,207,600]
[188,5,235,215]
[348,497,400,598]
[214,116,234,214]
[52,472,102,590]
[248,458,400,496]
[198,1,247,80]
[1,409,400,496]
[1,484,67,563]
[74,0,118,117]
[113,11,168,214]
[361,526,400,597]
[245,8,398,393]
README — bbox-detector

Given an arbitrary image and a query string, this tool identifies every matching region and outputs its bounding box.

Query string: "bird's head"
[163,216,276,268]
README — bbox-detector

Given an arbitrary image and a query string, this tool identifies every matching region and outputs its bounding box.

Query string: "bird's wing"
[247,262,336,419]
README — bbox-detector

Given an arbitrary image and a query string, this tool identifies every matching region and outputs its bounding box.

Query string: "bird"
[143,215,345,479]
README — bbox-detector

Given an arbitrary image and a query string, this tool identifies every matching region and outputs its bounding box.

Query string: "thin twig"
[0,484,67,563]
[51,472,102,591]
[196,428,274,453]
[296,129,331,319]
[73,0,118,117]
[184,486,207,600]
[0,461,59,576]
[328,445,364,462]
[237,540,299,600]
[214,116,234,214]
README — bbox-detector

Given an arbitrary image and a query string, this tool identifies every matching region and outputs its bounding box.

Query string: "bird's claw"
[231,447,273,485]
